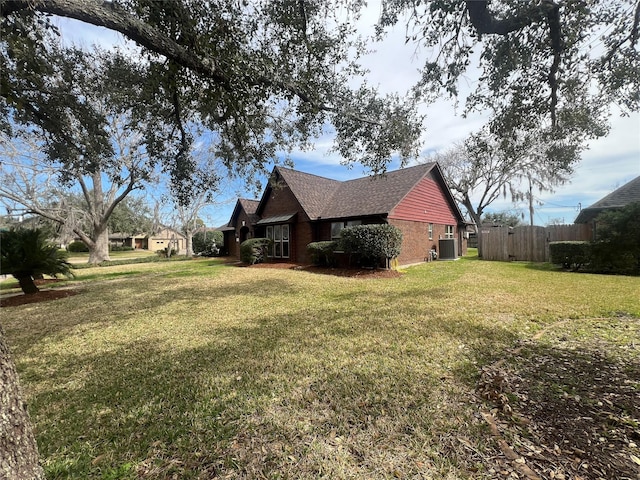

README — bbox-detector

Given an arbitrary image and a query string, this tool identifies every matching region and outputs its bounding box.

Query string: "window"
[445,225,454,239]
[428,223,433,240]
[331,220,362,240]
[266,224,289,258]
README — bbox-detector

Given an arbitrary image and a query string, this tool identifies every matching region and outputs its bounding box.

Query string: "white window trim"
[266,223,290,258]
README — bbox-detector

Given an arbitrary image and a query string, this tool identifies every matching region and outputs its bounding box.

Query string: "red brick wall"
[389,219,460,265]
[226,208,257,259]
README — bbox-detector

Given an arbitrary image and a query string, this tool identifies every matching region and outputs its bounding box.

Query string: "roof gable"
[319,163,438,219]
[256,167,342,219]
[228,198,260,227]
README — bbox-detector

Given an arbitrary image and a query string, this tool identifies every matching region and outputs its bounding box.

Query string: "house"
[109,227,187,254]
[222,163,467,265]
[575,175,640,224]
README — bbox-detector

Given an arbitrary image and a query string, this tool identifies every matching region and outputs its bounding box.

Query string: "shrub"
[67,241,89,252]
[339,224,403,269]
[110,245,135,252]
[549,241,591,271]
[1,228,74,294]
[240,238,272,265]
[307,241,338,266]
[156,248,177,258]
[589,202,640,275]
[193,230,223,255]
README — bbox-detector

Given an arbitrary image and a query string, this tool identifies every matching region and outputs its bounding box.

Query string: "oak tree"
[380,0,639,165]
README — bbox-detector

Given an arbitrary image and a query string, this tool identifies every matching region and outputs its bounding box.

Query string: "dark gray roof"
[273,168,342,219]
[575,175,640,223]
[256,213,297,225]
[272,163,448,220]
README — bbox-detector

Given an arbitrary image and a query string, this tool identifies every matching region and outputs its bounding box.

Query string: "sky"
[52,5,639,228]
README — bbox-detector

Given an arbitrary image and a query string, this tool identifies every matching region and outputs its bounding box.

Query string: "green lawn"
[3,256,639,479]
[66,249,159,265]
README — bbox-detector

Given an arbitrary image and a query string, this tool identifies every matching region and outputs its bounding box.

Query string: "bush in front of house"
[156,248,177,258]
[549,241,591,271]
[193,230,223,256]
[110,245,135,252]
[67,241,89,252]
[339,224,403,269]
[589,202,640,275]
[307,241,339,267]
[240,238,272,265]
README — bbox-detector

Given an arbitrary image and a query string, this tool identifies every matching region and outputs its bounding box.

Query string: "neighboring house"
[575,175,640,225]
[109,232,147,249]
[109,227,187,254]
[222,163,467,265]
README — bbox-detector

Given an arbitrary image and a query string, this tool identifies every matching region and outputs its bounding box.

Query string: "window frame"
[445,225,454,239]
[331,219,362,240]
[266,223,290,259]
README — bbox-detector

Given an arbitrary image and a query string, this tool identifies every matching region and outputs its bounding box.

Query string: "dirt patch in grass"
[248,262,402,278]
[1,279,79,307]
[477,316,640,480]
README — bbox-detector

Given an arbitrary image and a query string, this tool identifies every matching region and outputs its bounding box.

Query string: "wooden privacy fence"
[480,224,593,262]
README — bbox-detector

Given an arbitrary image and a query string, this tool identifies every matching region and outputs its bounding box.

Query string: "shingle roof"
[575,175,640,223]
[321,163,437,219]
[239,198,259,214]
[273,168,342,219]
[274,163,438,220]
[226,198,260,227]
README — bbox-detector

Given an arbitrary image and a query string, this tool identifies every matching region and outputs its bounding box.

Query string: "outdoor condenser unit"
[438,238,457,260]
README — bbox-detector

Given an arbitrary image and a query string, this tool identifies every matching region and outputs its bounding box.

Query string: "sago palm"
[0,228,74,295]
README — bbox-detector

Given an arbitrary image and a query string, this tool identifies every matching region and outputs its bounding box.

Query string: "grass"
[66,249,158,265]
[3,255,639,479]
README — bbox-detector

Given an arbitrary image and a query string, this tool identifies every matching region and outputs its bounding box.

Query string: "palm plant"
[1,228,74,295]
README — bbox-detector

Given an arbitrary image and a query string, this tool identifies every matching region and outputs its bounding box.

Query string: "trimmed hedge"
[67,241,89,252]
[240,238,272,265]
[307,241,338,266]
[339,224,403,268]
[549,241,591,271]
[590,202,640,275]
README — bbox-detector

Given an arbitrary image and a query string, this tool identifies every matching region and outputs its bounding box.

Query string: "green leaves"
[0,227,74,293]
[2,0,425,192]
[381,0,640,161]
[339,224,403,266]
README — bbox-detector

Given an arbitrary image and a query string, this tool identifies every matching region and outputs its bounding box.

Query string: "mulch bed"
[1,279,79,308]
[248,262,402,279]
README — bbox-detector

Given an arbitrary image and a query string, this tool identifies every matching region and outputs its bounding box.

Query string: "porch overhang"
[256,213,297,225]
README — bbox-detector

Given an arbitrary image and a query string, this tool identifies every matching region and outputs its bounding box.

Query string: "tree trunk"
[88,225,110,264]
[0,326,45,480]
[185,229,194,258]
[16,275,39,295]
[463,197,484,258]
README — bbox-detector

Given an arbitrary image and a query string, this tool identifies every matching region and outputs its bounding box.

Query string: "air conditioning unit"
[438,238,457,260]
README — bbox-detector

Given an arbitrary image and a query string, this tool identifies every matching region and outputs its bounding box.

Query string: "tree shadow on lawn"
[462,327,640,480]
[6,275,302,348]
[22,292,529,479]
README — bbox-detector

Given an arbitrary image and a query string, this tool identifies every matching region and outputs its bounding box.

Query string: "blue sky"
[53,7,640,228]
